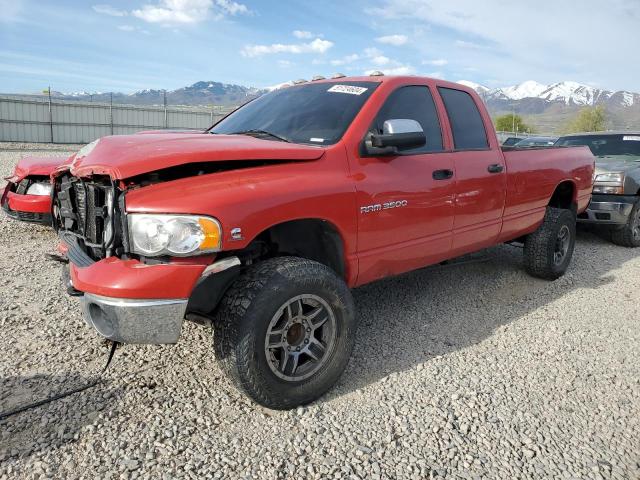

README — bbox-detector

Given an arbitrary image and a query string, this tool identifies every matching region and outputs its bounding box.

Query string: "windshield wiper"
[230,129,291,143]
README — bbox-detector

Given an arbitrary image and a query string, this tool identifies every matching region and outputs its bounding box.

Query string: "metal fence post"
[163,90,167,129]
[110,92,114,135]
[47,86,54,143]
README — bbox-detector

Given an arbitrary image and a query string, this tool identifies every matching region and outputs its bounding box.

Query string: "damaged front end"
[2,176,54,225]
[52,169,240,344]
[53,172,191,344]
[2,155,69,225]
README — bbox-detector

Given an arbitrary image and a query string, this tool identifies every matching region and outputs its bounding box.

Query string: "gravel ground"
[0,143,639,480]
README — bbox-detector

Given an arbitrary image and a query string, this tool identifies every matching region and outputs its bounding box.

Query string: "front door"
[349,85,455,285]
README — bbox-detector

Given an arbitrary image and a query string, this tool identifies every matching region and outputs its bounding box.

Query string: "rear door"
[350,85,455,284]
[437,87,506,255]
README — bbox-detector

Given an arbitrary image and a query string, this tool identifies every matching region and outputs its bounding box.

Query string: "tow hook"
[58,262,83,297]
[45,253,83,296]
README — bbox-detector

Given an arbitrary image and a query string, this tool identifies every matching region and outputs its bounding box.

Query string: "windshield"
[556,134,640,158]
[210,81,379,145]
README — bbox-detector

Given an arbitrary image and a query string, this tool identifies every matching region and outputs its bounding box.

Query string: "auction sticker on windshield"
[327,85,368,95]
[623,136,640,141]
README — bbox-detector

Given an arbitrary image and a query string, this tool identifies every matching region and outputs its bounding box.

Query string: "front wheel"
[610,200,640,248]
[524,207,576,280]
[213,257,356,409]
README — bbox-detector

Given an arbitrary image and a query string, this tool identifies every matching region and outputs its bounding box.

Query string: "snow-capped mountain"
[456,80,490,94]
[497,80,548,100]
[265,81,294,92]
[458,80,638,108]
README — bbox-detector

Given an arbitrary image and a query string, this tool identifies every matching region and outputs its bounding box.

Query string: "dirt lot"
[0,144,638,479]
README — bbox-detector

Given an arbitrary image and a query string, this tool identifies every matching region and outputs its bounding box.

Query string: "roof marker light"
[369,71,385,76]
[292,79,308,84]
[311,75,326,81]
[331,73,346,79]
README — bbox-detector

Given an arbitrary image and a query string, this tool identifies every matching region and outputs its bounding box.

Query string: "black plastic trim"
[60,231,95,267]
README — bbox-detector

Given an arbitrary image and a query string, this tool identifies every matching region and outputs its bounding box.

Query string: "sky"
[1,0,639,94]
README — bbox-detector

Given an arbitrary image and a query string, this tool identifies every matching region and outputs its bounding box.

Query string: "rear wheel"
[213,257,356,409]
[610,200,640,248]
[524,207,576,280]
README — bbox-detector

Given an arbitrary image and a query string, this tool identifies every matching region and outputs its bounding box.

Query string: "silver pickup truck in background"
[556,132,640,247]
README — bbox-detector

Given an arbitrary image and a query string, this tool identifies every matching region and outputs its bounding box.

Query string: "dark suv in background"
[556,132,640,247]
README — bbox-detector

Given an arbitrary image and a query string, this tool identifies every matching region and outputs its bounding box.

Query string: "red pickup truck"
[51,75,594,409]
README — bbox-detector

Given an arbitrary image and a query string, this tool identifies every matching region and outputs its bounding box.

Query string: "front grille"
[55,174,121,260]
[73,182,87,230]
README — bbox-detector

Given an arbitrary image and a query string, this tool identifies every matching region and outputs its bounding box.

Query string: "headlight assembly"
[26,182,53,196]
[128,214,221,257]
[594,172,624,184]
[593,172,625,194]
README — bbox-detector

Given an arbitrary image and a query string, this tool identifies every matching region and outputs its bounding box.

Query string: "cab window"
[372,86,444,153]
[438,87,489,150]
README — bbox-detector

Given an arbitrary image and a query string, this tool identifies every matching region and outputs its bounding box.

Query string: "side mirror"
[365,119,426,155]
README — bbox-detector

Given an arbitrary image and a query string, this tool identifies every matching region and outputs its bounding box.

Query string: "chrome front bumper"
[578,201,634,225]
[80,293,187,344]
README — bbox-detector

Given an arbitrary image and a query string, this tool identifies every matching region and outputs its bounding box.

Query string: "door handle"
[432,169,454,180]
[487,164,504,173]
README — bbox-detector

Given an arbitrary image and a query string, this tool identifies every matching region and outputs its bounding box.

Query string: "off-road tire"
[524,207,576,280]
[213,256,356,409]
[610,200,640,248]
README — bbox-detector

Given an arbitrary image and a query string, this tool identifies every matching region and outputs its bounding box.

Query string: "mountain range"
[43,78,640,132]
[458,80,638,108]
[53,81,264,107]
[457,80,640,132]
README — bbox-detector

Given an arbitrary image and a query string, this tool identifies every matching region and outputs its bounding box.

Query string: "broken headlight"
[26,182,53,196]
[128,214,221,257]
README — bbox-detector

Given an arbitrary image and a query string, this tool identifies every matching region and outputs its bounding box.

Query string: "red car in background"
[1,156,65,224]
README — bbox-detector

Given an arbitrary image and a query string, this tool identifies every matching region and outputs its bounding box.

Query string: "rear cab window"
[438,87,489,150]
[371,85,444,153]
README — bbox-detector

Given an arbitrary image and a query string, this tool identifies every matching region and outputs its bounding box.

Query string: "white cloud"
[363,47,383,58]
[241,38,334,57]
[425,71,444,79]
[330,54,360,66]
[117,24,151,34]
[372,55,391,66]
[293,30,313,39]
[454,40,486,50]
[132,0,249,24]
[423,58,448,66]
[215,0,248,15]
[366,0,640,92]
[92,4,128,17]
[278,59,294,67]
[375,34,408,46]
[365,65,415,76]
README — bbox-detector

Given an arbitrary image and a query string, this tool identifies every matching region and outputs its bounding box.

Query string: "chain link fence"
[0,94,233,144]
